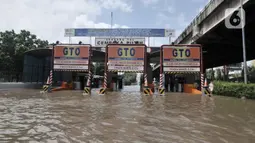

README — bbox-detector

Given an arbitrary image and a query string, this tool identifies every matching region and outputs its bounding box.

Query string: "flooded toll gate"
[2,28,255,142]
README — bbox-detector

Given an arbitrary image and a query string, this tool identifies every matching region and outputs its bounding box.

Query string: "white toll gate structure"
[41,44,93,93]
[98,44,147,95]
[159,44,203,95]
[95,37,145,47]
[63,28,176,95]
[40,28,204,95]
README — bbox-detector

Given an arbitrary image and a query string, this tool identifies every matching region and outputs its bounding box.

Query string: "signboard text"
[163,46,201,72]
[95,37,145,47]
[65,28,175,37]
[54,45,90,71]
[108,45,145,72]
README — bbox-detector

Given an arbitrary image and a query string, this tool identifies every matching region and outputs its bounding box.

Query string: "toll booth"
[160,44,203,94]
[73,72,86,90]
[118,75,124,89]
[110,74,124,91]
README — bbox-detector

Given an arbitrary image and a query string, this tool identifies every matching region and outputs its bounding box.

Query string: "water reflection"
[0,87,255,143]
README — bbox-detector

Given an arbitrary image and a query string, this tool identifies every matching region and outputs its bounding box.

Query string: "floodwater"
[0,86,255,143]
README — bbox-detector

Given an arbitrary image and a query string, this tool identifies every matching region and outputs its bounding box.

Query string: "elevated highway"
[174,0,255,69]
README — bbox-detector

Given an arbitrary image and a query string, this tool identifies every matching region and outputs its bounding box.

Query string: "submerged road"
[0,86,255,143]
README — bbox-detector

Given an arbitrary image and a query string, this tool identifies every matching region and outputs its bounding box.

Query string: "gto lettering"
[117,48,136,57]
[63,47,80,56]
[172,48,191,57]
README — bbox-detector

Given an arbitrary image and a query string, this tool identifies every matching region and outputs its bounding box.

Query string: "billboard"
[54,45,90,71]
[107,45,145,72]
[65,28,175,37]
[95,37,145,47]
[163,45,201,72]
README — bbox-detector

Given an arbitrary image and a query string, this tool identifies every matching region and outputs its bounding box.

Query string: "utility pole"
[111,12,113,29]
[240,0,247,84]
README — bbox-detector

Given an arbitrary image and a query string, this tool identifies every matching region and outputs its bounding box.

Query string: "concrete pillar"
[107,72,117,88]
[62,71,72,82]
[42,58,45,84]
[147,65,153,84]
[107,72,113,88]
[165,74,170,92]
[185,74,196,84]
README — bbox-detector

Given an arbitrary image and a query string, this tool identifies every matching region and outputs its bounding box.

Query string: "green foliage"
[123,73,137,85]
[213,81,255,99]
[93,63,104,76]
[0,30,48,81]
[140,74,144,85]
[206,69,215,80]
[215,69,222,80]
[248,66,255,82]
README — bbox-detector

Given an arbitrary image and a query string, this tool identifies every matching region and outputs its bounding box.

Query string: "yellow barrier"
[184,84,202,94]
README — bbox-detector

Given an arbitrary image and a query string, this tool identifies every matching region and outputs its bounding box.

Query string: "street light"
[240,0,247,84]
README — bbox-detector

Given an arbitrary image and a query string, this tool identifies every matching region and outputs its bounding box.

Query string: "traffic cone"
[46,76,50,84]
[202,78,210,96]
[149,87,153,95]
[144,80,148,87]
[143,81,153,96]
[204,78,208,87]
[41,76,50,93]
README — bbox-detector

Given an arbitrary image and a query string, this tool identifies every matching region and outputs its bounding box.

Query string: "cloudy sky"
[0,0,210,46]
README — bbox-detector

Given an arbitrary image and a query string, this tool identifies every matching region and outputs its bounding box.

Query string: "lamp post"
[240,0,247,84]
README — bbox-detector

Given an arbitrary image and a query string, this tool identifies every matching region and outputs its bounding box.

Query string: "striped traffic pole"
[83,70,92,95]
[48,70,53,92]
[144,73,148,87]
[143,73,152,95]
[86,70,92,87]
[159,73,165,95]
[104,72,107,88]
[98,72,107,95]
[160,73,163,88]
[201,73,204,91]
[158,45,165,95]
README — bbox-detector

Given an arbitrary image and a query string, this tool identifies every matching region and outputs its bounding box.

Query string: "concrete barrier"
[0,82,43,90]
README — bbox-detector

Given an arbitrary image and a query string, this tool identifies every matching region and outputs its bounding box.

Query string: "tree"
[123,73,137,85]
[206,69,215,80]
[93,62,104,76]
[0,30,48,81]
[221,66,229,81]
[215,68,222,80]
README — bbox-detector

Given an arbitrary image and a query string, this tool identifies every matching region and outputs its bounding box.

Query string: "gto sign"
[95,37,145,47]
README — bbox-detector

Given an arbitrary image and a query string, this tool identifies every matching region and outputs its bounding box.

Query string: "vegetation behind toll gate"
[0,30,48,82]
[207,64,255,99]
[123,73,137,85]
[213,81,255,99]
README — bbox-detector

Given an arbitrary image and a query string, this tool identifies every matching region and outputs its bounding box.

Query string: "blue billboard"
[64,28,175,37]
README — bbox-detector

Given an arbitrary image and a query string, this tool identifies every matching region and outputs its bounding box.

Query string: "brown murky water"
[0,86,255,143]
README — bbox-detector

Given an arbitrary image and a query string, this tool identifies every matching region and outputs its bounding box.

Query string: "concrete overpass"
[174,0,255,69]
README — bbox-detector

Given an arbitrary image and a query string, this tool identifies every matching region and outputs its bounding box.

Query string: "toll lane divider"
[164,71,200,74]
[158,88,165,95]
[83,87,91,95]
[202,87,211,97]
[143,86,153,96]
[98,88,106,95]
[42,85,49,92]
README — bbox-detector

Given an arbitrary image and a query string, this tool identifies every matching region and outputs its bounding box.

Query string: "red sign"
[163,46,200,60]
[162,45,201,72]
[54,45,90,71]
[54,45,89,58]
[107,45,145,72]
